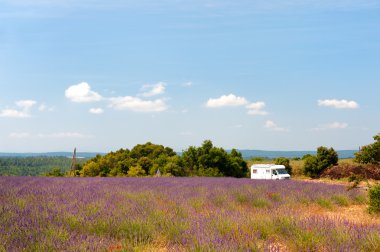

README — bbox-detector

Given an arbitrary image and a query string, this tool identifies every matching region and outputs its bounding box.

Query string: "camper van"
[250,164,291,180]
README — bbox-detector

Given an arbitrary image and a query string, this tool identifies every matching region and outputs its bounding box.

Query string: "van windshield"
[276,169,288,174]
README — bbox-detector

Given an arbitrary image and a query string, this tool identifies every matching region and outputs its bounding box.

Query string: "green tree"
[274,157,292,175]
[316,146,338,171]
[181,140,248,177]
[81,161,101,177]
[303,146,338,178]
[355,134,380,164]
[127,165,146,177]
[303,156,319,178]
[368,184,380,213]
[78,143,180,177]
[43,167,65,177]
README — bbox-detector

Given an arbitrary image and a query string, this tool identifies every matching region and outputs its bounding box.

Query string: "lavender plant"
[0,177,378,251]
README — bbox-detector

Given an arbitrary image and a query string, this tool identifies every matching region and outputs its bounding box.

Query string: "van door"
[271,169,278,180]
[265,169,271,179]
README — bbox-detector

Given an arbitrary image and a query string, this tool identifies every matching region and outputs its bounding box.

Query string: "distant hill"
[0,150,357,159]
[238,150,357,159]
[0,152,104,158]
[236,150,357,159]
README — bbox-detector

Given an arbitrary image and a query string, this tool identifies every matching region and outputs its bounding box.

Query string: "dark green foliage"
[303,156,319,178]
[303,147,338,178]
[274,157,292,175]
[181,140,248,178]
[43,167,65,177]
[80,142,177,177]
[0,157,85,176]
[317,146,338,171]
[78,141,247,177]
[302,154,313,160]
[355,134,380,164]
[368,184,380,213]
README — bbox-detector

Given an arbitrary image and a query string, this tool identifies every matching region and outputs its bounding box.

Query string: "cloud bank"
[65,82,169,113]
[206,94,268,116]
[0,99,37,118]
[109,97,167,112]
[312,122,349,131]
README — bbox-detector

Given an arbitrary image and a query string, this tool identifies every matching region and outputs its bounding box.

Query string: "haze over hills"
[0,150,357,159]
[237,150,357,159]
[0,152,104,158]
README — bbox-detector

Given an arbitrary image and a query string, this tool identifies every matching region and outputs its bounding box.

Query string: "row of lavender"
[1,177,379,251]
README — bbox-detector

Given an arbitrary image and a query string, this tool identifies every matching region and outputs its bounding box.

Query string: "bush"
[355,134,380,164]
[368,185,380,214]
[303,156,319,178]
[320,164,380,180]
[274,157,292,175]
[303,146,338,178]
[42,167,65,177]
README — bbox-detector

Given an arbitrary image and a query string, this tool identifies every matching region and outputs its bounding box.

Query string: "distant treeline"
[1,134,378,178]
[0,157,86,176]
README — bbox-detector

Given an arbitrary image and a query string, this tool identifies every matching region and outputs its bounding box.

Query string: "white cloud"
[327,122,348,129]
[264,120,287,132]
[89,108,104,114]
[15,100,37,109]
[9,132,31,138]
[38,104,55,112]
[248,110,268,116]
[0,109,30,118]
[0,99,37,118]
[65,82,103,103]
[206,94,248,108]
[9,132,91,138]
[246,101,268,116]
[318,99,359,109]
[140,82,166,97]
[109,96,168,112]
[312,122,349,131]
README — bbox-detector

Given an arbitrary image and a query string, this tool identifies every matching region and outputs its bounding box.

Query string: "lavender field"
[1,177,379,251]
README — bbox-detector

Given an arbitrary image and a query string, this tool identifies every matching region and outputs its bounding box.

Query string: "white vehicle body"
[250,164,291,180]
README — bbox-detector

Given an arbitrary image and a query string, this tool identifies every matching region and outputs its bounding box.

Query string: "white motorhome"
[250,164,291,180]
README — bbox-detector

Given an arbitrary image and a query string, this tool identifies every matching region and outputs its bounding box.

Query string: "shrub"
[303,156,319,178]
[368,185,380,214]
[355,133,380,164]
[43,167,65,177]
[274,157,292,175]
[320,164,380,180]
[303,146,338,178]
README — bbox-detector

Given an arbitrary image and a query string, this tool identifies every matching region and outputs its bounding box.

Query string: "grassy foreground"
[1,177,379,251]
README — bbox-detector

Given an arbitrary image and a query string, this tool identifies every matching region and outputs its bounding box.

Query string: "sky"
[0,0,380,152]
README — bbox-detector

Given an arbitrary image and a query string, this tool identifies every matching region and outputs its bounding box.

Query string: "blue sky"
[0,0,379,152]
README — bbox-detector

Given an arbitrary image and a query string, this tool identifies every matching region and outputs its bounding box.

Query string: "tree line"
[70,140,248,178]
[2,133,379,178]
[0,157,82,176]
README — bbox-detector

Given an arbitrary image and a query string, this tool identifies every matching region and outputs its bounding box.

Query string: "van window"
[252,169,257,174]
[276,169,288,174]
